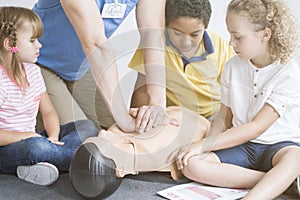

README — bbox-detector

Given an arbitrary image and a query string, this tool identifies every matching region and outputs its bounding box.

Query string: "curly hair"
[165,0,212,28]
[227,0,299,64]
[0,7,43,91]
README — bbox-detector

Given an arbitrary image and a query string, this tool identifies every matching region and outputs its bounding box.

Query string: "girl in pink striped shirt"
[0,6,97,186]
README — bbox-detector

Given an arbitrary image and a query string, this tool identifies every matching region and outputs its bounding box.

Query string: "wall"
[1,0,299,41]
[1,0,299,105]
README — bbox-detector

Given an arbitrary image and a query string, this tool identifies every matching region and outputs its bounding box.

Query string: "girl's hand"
[21,132,42,140]
[176,141,204,170]
[47,137,64,145]
[28,132,43,138]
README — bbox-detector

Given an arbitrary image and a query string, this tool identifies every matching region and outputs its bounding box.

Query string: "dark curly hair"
[165,0,212,28]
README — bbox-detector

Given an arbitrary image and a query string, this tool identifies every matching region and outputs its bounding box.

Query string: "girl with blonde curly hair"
[175,0,300,199]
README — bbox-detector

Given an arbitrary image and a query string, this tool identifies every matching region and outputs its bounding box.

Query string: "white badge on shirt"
[102,2,127,19]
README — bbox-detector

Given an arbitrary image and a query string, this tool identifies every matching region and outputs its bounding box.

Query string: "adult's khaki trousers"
[36,65,114,130]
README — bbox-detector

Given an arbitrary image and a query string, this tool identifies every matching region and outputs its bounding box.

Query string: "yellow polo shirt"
[129,31,234,118]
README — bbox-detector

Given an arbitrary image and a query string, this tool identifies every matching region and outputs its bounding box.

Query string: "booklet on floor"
[157,182,249,200]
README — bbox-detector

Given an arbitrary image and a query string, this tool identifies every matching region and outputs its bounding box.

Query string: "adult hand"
[130,105,179,133]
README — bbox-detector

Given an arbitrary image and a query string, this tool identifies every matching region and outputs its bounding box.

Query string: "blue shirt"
[33,0,138,81]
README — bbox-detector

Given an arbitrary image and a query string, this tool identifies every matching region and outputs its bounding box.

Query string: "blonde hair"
[0,7,43,90]
[227,0,299,64]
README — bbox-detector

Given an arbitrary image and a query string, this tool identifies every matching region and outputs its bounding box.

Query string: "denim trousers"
[0,119,98,173]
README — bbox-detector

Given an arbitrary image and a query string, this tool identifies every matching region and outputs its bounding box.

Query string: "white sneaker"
[17,162,59,186]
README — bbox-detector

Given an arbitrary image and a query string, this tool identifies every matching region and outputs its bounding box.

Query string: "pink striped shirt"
[0,63,46,132]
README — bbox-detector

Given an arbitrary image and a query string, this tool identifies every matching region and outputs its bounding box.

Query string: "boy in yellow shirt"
[69,2,234,197]
[129,0,234,119]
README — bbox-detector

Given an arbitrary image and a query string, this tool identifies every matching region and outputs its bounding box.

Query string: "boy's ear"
[3,38,12,52]
[262,28,272,41]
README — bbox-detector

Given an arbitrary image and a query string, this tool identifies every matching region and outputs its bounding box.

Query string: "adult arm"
[135,0,166,106]
[134,0,179,132]
[60,0,135,132]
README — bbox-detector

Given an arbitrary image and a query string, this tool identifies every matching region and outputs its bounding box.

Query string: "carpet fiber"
[0,172,298,200]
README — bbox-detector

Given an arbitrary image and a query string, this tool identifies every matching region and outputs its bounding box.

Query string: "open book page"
[157,182,249,200]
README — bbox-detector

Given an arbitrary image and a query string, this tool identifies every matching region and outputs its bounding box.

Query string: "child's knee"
[288,147,300,169]
[24,137,53,159]
[75,119,98,137]
[181,157,205,180]
[274,146,300,171]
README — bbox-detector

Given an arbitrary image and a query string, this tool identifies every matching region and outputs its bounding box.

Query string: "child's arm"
[39,92,63,145]
[177,103,279,169]
[207,103,279,151]
[0,86,42,146]
[176,104,232,168]
[131,73,149,108]
[208,104,233,136]
[0,130,41,146]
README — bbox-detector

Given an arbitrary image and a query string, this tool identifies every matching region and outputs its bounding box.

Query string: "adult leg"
[36,65,87,130]
[71,69,115,129]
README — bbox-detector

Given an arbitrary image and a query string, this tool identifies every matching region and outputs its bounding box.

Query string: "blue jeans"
[0,120,98,173]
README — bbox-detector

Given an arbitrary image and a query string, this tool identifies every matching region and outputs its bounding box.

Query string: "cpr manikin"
[69,107,210,199]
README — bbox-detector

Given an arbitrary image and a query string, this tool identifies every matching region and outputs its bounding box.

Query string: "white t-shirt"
[221,55,300,144]
[0,63,46,132]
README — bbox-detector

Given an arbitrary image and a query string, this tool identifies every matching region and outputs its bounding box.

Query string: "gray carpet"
[0,172,298,200]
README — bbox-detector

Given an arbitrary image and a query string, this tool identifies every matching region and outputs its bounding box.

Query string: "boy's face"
[167,17,205,58]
